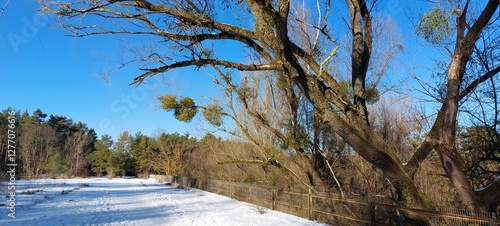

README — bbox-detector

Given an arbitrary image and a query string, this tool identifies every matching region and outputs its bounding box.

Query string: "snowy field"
[0,178,326,226]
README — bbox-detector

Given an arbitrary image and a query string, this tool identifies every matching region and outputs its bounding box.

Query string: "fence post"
[368,202,375,226]
[272,189,276,210]
[308,188,312,220]
[248,185,251,203]
[230,182,234,199]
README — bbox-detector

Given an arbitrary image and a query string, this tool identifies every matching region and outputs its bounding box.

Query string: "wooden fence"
[154,175,499,226]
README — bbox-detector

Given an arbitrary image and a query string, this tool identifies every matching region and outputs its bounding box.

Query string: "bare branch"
[131,59,279,85]
[218,157,316,191]
[0,0,10,18]
[132,0,255,38]
[460,65,500,99]
[460,0,498,55]
[294,16,340,78]
[217,159,265,165]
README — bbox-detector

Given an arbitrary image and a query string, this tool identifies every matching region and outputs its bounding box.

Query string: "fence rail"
[151,175,499,226]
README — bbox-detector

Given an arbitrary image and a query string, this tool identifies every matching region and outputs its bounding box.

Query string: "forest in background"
[1,106,498,212]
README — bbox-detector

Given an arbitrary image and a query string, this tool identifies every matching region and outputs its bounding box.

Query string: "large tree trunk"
[347,0,372,125]
[433,0,500,211]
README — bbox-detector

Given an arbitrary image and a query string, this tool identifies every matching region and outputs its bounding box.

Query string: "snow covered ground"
[1,178,327,226]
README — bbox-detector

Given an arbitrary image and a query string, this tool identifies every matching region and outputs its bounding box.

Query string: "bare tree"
[64,130,94,177]
[39,0,500,212]
[19,124,58,178]
[150,132,196,176]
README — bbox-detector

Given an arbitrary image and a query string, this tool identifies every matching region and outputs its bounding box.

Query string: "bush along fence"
[150,175,500,226]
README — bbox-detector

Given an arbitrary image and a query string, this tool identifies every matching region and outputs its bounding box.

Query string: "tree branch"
[217,159,265,165]
[460,0,499,56]
[218,157,316,191]
[460,65,500,99]
[130,59,279,85]
[0,0,10,18]
[478,176,500,211]
[132,0,255,39]
[405,135,438,178]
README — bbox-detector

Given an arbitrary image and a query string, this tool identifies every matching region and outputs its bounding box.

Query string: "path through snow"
[1,178,326,226]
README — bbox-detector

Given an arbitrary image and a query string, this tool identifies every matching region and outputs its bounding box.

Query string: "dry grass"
[254,205,266,215]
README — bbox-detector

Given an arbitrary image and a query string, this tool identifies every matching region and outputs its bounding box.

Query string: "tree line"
[0,108,199,178]
[0,108,288,182]
[1,108,97,178]
[2,106,498,213]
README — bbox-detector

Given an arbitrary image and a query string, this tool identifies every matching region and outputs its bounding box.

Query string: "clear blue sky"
[0,0,443,141]
[0,0,222,140]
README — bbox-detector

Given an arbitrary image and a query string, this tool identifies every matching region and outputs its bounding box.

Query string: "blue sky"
[0,0,222,140]
[0,0,444,141]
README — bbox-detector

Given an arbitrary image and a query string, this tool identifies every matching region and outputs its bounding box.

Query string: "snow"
[1,178,326,226]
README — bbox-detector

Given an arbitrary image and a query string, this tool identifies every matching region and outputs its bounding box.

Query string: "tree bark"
[346,0,372,125]
[435,0,499,211]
